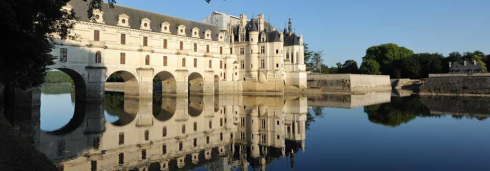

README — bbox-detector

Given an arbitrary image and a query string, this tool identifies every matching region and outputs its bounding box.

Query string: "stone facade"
[420,73,490,95]
[49,2,306,100]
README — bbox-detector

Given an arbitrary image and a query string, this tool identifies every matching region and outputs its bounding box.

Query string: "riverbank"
[0,115,57,171]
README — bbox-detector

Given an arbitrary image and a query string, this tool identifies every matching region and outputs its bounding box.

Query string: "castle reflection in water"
[13,87,490,171]
[35,94,307,171]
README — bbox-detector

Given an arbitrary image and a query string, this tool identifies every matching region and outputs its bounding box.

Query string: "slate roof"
[283,33,301,46]
[263,31,282,42]
[449,61,486,73]
[67,0,221,40]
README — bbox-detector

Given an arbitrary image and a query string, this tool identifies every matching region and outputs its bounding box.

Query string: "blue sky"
[115,0,490,66]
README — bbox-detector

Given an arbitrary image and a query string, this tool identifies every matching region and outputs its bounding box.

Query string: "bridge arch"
[188,72,204,95]
[153,96,176,121]
[106,70,139,97]
[104,92,137,127]
[188,96,204,117]
[41,68,87,135]
[154,71,177,95]
[56,68,87,101]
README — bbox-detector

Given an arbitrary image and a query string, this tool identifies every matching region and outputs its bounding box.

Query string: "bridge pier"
[85,67,107,101]
[84,101,106,134]
[203,71,216,95]
[137,68,154,99]
[175,70,189,97]
[135,97,153,127]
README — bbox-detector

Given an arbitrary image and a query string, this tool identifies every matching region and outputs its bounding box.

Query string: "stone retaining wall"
[307,74,391,92]
[420,73,490,95]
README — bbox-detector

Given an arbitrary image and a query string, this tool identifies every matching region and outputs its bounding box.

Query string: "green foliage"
[107,73,124,82]
[44,71,73,84]
[41,83,74,95]
[338,60,360,74]
[320,64,330,74]
[0,0,74,90]
[363,43,414,78]
[303,43,315,71]
[104,92,125,117]
[360,59,381,75]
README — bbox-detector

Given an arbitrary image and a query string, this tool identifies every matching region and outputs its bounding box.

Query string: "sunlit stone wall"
[307,74,391,92]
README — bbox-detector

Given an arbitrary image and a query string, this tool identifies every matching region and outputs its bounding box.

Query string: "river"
[15,84,490,170]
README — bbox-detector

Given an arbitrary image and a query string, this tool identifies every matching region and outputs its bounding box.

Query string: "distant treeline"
[44,71,73,83]
[305,43,489,79]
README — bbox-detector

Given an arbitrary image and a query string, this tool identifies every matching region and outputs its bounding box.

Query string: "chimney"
[240,14,247,27]
[449,62,452,68]
[474,60,477,65]
[464,61,467,66]
[257,14,265,31]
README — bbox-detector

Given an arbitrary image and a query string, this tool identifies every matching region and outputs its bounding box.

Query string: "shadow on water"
[363,95,490,127]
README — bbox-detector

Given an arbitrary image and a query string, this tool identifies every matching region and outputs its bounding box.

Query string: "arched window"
[95,51,102,63]
[145,55,150,65]
[291,52,294,64]
[182,58,186,67]
[180,41,184,50]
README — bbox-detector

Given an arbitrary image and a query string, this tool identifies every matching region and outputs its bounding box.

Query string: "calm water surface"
[33,84,490,171]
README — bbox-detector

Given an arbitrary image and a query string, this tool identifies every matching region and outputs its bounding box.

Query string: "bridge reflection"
[28,94,308,171]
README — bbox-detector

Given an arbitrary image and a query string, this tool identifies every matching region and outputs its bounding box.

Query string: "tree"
[320,64,330,74]
[0,0,216,92]
[399,56,421,79]
[443,52,462,72]
[312,51,324,73]
[461,51,487,71]
[363,43,414,78]
[360,59,381,75]
[0,0,75,92]
[303,43,314,71]
[417,53,444,78]
[339,60,360,74]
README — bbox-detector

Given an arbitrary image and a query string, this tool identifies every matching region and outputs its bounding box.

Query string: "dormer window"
[92,9,104,23]
[118,14,129,27]
[161,22,170,33]
[204,30,212,40]
[192,27,200,38]
[178,25,186,36]
[140,18,151,31]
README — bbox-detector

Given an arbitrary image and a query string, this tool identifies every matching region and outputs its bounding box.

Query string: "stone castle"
[50,1,307,99]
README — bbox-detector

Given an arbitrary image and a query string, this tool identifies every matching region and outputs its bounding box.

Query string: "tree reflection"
[104,92,124,117]
[363,96,434,127]
[306,106,325,130]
